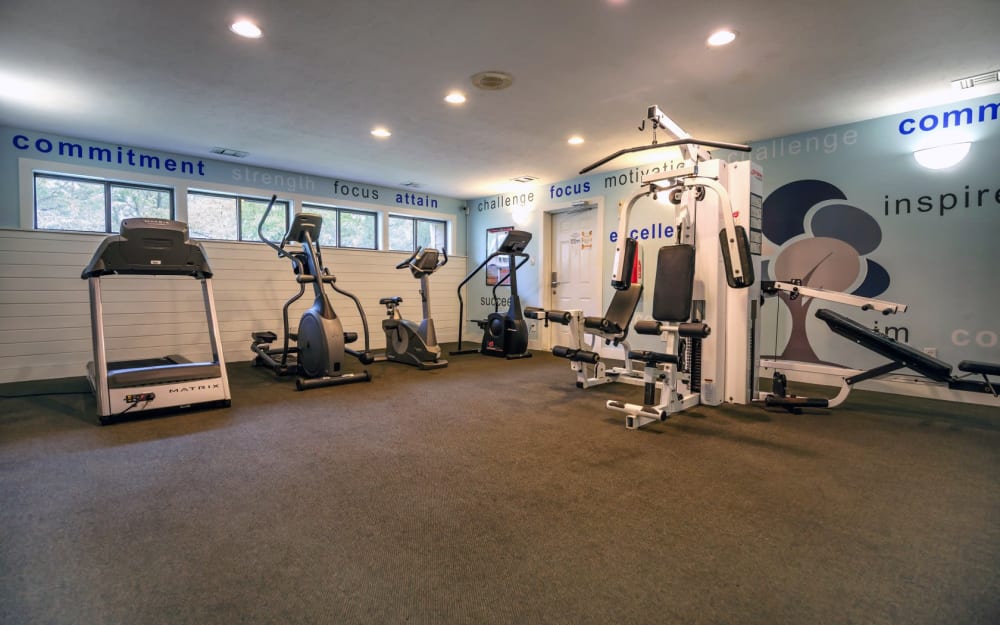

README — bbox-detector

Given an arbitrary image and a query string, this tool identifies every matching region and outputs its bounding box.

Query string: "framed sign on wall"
[485,226,513,286]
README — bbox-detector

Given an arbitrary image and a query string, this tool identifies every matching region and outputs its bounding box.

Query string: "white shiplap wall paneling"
[0,229,467,384]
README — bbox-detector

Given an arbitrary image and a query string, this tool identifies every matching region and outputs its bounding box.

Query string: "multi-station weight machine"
[532,106,998,425]
[535,106,766,429]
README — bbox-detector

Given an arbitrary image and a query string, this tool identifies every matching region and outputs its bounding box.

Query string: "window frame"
[33,171,175,233]
[186,190,289,242]
[24,161,454,257]
[301,202,378,250]
[387,213,448,253]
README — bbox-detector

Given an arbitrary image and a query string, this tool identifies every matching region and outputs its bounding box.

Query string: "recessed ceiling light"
[568,136,585,145]
[371,127,392,138]
[445,91,466,104]
[707,29,736,47]
[230,19,262,39]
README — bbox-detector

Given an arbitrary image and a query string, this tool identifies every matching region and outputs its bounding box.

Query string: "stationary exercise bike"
[375,247,448,369]
[250,195,373,390]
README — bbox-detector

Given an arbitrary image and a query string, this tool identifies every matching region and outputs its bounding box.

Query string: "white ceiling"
[1,0,998,199]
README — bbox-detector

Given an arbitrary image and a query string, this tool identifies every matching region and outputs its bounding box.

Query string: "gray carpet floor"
[2,349,998,625]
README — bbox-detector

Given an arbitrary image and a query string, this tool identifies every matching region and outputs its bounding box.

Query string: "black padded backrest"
[815,308,953,382]
[652,245,696,322]
[603,283,643,337]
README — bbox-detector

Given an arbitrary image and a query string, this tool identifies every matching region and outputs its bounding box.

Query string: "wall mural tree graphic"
[762,179,891,364]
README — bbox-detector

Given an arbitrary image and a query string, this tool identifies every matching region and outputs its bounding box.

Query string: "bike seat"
[380,296,402,305]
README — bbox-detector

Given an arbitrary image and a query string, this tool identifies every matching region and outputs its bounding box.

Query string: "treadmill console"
[81,218,213,278]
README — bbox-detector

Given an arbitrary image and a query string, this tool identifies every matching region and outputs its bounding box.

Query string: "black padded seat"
[627,350,679,365]
[815,308,953,382]
[634,320,710,338]
[584,283,642,338]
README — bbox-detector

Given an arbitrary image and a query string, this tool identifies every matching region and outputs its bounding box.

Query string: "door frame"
[536,196,605,351]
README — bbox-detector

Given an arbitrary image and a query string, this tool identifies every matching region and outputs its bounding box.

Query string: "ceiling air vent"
[210,147,249,158]
[510,175,538,183]
[471,71,514,91]
[400,181,422,188]
[951,70,999,90]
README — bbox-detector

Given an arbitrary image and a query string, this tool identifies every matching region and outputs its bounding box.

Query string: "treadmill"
[81,218,231,424]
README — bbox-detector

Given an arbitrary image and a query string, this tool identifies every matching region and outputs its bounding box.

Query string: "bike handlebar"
[394,247,449,272]
[396,248,419,270]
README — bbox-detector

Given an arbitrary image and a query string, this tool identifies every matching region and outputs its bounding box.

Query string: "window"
[302,204,377,250]
[388,215,447,252]
[187,192,288,242]
[34,173,173,232]
[339,209,377,249]
[300,204,338,248]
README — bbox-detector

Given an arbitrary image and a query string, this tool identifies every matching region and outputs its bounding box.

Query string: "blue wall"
[5,90,999,370]
[0,126,468,255]
[466,93,1000,368]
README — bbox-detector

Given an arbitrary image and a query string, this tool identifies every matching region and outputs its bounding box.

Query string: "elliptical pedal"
[251,331,278,343]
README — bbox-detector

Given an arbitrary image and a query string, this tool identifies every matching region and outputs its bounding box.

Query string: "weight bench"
[766,308,999,411]
[526,283,645,388]
[607,244,708,429]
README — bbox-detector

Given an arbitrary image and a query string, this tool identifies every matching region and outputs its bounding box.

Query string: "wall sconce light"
[913,142,972,170]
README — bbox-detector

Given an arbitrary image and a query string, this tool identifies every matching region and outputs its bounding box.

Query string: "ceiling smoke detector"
[471,71,514,91]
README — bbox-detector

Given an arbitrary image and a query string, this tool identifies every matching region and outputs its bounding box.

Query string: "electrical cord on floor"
[116,401,141,417]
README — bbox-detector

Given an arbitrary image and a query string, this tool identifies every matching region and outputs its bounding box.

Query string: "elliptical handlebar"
[258,194,288,257]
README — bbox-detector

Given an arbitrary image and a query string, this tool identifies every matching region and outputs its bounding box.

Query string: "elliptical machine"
[251,195,373,390]
[452,230,533,359]
[375,247,449,369]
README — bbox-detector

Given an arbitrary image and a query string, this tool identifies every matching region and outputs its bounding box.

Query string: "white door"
[550,207,599,349]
